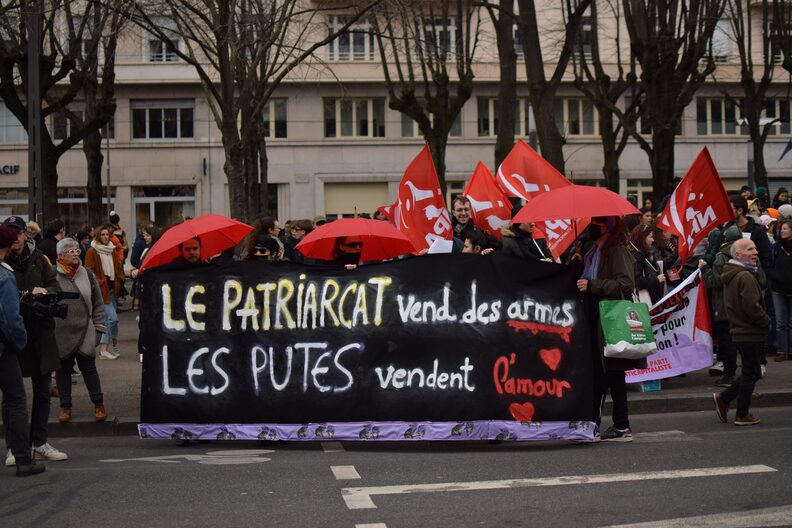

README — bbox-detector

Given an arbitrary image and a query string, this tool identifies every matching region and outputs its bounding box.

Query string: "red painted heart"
[509,402,535,423]
[539,348,562,371]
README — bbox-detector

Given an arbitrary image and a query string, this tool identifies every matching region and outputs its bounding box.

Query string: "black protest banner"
[139,254,596,441]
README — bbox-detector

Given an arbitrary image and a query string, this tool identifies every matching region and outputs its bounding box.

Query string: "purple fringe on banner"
[138,420,596,442]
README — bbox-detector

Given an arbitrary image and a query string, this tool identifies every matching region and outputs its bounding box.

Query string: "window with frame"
[0,103,26,144]
[554,98,597,136]
[575,11,594,60]
[711,19,730,63]
[327,15,376,61]
[696,98,747,136]
[146,18,180,62]
[263,98,287,138]
[514,25,523,60]
[53,106,115,141]
[423,17,457,57]
[769,21,790,64]
[323,98,385,138]
[401,103,462,138]
[131,100,194,139]
[762,98,792,135]
[477,97,531,137]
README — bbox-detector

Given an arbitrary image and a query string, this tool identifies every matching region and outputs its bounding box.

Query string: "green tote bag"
[598,300,657,360]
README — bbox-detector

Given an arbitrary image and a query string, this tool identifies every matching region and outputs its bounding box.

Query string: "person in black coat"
[767,220,792,362]
[501,222,553,262]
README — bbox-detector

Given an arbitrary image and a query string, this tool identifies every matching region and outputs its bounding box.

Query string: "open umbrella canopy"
[139,214,253,271]
[511,185,640,223]
[296,218,416,261]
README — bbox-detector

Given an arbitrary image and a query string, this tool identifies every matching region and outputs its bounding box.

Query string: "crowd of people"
[0,184,790,476]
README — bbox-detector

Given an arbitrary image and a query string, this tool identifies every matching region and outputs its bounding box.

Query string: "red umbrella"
[296,218,416,261]
[139,214,253,271]
[511,185,640,223]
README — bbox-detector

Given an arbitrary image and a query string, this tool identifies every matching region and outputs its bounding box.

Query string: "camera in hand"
[19,290,80,319]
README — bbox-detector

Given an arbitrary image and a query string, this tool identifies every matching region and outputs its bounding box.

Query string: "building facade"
[1,2,791,234]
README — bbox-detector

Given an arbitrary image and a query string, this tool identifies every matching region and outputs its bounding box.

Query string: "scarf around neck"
[57,258,80,278]
[92,240,116,280]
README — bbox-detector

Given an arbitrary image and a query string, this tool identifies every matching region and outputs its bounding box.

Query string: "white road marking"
[607,504,792,527]
[332,465,361,480]
[100,449,274,465]
[354,524,388,528]
[633,430,701,443]
[322,441,345,453]
[341,465,776,510]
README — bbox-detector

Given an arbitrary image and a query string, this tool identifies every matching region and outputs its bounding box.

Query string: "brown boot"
[94,403,107,422]
[58,407,71,424]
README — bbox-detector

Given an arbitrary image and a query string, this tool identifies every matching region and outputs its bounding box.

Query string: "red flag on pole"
[388,145,452,251]
[496,140,582,257]
[462,161,512,238]
[657,147,735,265]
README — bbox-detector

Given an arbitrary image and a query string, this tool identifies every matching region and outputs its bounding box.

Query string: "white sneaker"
[33,443,68,461]
[761,364,766,378]
[112,343,121,357]
[98,350,119,360]
[5,449,15,467]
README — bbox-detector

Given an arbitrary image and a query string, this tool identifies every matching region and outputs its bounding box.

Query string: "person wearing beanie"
[779,203,792,221]
[755,186,770,209]
[0,225,45,476]
[702,225,766,387]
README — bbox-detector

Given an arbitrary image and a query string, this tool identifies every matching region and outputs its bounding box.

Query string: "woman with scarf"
[768,220,792,362]
[84,225,124,360]
[576,216,643,442]
[52,238,108,423]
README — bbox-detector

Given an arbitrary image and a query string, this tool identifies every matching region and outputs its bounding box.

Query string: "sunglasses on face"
[343,241,363,248]
[253,246,270,254]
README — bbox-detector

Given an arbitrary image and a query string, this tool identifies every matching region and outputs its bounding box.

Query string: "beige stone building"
[1,2,791,234]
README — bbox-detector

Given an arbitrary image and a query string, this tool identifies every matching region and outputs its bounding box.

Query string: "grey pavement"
[10,310,792,437]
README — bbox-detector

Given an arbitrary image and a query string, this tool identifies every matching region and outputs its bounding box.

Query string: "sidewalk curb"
[5,392,792,438]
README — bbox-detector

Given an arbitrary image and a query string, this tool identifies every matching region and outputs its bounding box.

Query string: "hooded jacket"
[721,260,770,342]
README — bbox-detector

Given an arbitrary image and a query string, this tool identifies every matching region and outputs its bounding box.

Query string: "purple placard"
[139,420,596,442]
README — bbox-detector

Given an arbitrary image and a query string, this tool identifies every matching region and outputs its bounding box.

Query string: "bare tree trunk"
[492,0,516,168]
[650,127,676,198]
[599,107,620,192]
[83,129,104,228]
[532,93,566,172]
[427,128,449,198]
[259,134,270,216]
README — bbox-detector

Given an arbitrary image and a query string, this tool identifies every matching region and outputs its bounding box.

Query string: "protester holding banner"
[84,225,125,360]
[651,225,678,272]
[629,224,666,305]
[576,216,642,442]
[714,238,770,426]
[242,233,282,263]
[283,219,313,263]
[331,236,364,269]
[502,213,553,262]
[462,229,497,255]
[451,196,475,243]
[767,220,792,362]
[53,238,108,424]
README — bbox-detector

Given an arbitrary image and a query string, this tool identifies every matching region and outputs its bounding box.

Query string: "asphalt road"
[2,407,792,528]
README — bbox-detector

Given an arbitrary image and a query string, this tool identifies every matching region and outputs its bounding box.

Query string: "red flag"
[462,162,512,238]
[390,145,452,251]
[377,203,394,223]
[496,140,582,257]
[656,147,735,265]
[496,140,570,200]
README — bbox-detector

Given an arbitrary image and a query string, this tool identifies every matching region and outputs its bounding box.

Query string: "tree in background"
[372,0,481,196]
[132,0,375,221]
[0,0,126,224]
[571,0,640,192]
[623,0,726,199]
[516,0,592,175]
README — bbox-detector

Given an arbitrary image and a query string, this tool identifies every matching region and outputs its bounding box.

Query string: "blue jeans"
[773,293,792,357]
[0,349,32,465]
[100,291,118,345]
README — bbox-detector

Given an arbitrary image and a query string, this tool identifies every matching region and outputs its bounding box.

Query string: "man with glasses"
[283,219,313,263]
